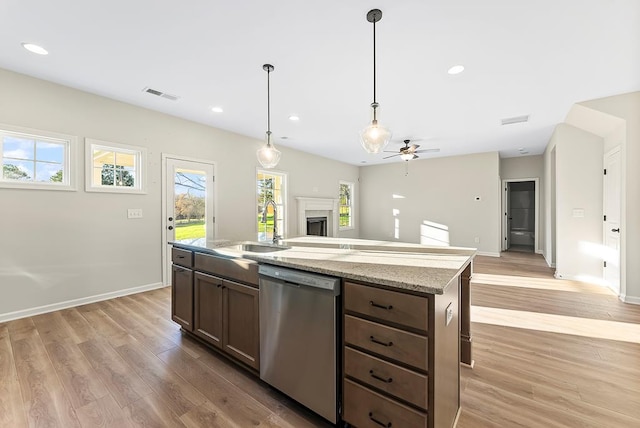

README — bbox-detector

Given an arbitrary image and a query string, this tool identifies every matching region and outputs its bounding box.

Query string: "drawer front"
[194,253,258,286]
[345,315,428,371]
[345,347,428,410]
[343,379,427,428]
[345,281,428,332]
[172,248,193,268]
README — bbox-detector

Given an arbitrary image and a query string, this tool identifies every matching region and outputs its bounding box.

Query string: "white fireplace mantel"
[296,197,339,237]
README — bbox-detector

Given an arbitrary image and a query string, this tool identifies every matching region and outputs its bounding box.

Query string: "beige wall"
[0,68,359,318]
[575,92,640,304]
[359,152,501,255]
[500,155,543,180]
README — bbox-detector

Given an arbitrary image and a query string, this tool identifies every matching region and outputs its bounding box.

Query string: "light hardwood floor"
[1,252,639,427]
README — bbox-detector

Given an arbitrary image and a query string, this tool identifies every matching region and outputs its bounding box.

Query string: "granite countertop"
[170,236,476,295]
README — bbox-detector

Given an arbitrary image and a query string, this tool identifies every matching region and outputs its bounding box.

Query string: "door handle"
[611,228,620,233]
[168,226,174,230]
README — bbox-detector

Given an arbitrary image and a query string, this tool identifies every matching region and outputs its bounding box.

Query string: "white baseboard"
[0,282,166,323]
[535,249,543,255]
[621,294,640,305]
[477,251,500,257]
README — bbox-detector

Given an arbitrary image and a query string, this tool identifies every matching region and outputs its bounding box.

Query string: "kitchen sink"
[228,242,290,253]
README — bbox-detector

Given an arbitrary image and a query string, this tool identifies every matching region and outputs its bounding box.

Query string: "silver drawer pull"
[369,300,393,310]
[369,336,393,347]
[369,369,393,383]
[368,412,392,427]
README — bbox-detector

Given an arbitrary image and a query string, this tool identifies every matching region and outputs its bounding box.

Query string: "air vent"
[142,87,180,101]
[501,115,529,125]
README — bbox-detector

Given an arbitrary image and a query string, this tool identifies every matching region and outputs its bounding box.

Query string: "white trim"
[85,138,147,194]
[620,294,640,305]
[477,251,500,257]
[162,153,218,286]
[296,197,339,237]
[0,282,165,323]
[0,123,78,191]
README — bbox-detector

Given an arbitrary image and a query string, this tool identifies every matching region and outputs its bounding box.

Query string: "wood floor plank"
[77,338,153,409]
[115,342,206,417]
[11,325,81,427]
[179,400,241,428]
[45,339,110,409]
[123,393,187,428]
[0,325,28,427]
[76,394,135,428]
[58,308,99,344]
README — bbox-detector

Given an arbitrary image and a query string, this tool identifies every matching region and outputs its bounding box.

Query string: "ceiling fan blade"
[409,144,420,151]
[414,148,440,154]
[383,153,400,159]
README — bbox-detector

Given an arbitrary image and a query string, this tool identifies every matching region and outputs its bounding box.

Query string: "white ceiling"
[1,0,639,166]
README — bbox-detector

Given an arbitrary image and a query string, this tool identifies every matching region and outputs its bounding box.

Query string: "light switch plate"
[127,208,143,219]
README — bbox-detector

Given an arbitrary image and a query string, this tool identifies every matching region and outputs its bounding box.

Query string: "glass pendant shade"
[257,131,281,169]
[360,103,392,153]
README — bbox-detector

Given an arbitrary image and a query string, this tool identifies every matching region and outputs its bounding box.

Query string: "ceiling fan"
[382,139,440,160]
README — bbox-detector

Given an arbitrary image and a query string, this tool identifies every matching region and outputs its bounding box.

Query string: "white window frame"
[256,169,287,242]
[0,124,77,191]
[85,138,147,194]
[339,180,355,230]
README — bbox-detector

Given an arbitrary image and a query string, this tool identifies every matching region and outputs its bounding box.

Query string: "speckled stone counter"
[170,236,476,295]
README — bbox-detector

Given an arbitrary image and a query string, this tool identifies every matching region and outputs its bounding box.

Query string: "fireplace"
[296,197,339,237]
[307,217,328,236]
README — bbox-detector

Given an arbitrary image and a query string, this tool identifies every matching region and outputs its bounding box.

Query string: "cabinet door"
[194,272,224,348]
[222,280,260,370]
[171,265,194,331]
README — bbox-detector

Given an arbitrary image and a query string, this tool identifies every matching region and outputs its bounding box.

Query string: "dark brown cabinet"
[171,248,194,331]
[172,247,260,372]
[193,273,260,370]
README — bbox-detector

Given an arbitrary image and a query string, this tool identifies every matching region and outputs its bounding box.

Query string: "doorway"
[162,155,216,285]
[502,178,539,253]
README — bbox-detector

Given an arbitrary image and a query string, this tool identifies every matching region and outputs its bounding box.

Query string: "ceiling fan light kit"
[256,63,281,169]
[360,8,392,154]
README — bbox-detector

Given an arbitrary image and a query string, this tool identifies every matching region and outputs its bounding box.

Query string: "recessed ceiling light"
[211,107,223,113]
[22,42,48,55]
[447,65,464,75]
[360,161,367,164]
[289,115,300,121]
[280,136,289,140]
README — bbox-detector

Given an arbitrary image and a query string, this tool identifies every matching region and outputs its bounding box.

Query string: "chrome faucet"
[262,199,282,244]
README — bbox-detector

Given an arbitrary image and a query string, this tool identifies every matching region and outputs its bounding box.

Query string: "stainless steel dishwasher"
[258,264,341,424]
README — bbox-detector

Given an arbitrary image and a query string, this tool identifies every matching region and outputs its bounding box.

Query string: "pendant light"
[360,9,392,154]
[257,64,281,168]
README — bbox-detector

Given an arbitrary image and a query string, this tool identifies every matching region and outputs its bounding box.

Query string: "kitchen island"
[170,236,475,428]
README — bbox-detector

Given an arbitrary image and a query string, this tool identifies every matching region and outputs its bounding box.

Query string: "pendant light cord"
[373,16,377,104]
[267,68,271,136]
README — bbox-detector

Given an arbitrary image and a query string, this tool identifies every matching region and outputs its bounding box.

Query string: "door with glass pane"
[164,157,215,284]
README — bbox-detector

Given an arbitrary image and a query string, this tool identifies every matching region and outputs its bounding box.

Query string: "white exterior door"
[163,156,215,285]
[603,147,621,294]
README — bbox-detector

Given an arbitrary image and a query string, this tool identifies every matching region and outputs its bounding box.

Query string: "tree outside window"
[339,181,354,229]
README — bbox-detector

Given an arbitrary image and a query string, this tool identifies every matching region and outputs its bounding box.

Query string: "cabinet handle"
[368,412,392,427]
[370,300,393,310]
[369,369,393,383]
[369,336,393,347]
[177,255,185,259]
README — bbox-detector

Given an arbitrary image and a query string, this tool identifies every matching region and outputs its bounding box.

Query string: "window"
[86,138,146,193]
[339,181,354,229]
[0,125,76,190]
[257,170,286,242]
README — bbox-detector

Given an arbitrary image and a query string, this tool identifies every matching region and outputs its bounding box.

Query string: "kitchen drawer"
[344,379,427,428]
[345,347,428,410]
[172,247,193,268]
[345,281,428,332]
[345,315,428,371]
[194,253,258,287]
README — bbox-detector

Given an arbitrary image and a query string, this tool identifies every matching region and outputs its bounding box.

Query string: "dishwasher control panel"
[258,264,340,291]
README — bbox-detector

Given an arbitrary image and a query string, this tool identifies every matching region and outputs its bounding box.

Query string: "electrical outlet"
[445,303,453,326]
[127,208,143,219]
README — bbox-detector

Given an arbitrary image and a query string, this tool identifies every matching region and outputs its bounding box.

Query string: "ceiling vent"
[501,115,529,125]
[142,87,180,101]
